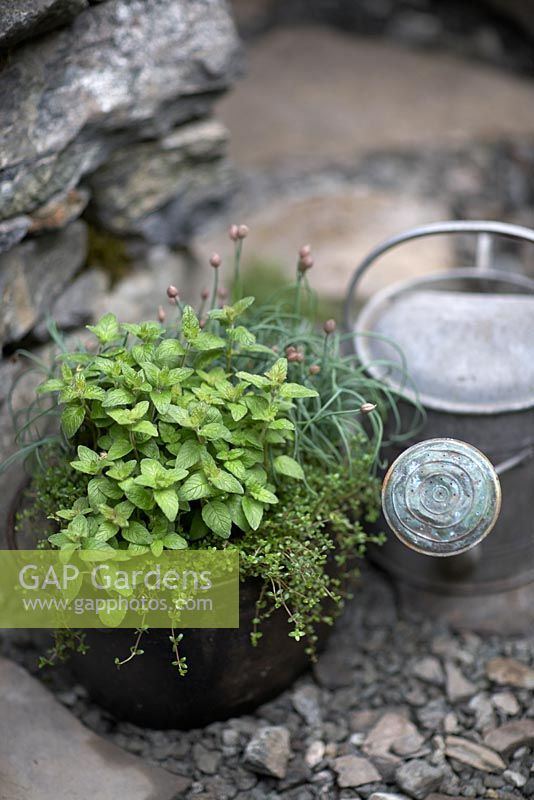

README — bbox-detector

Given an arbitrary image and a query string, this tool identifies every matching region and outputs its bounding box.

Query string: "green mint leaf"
[154,488,179,521]
[86,313,120,344]
[273,455,305,480]
[178,471,212,501]
[202,500,232,538]
[61,405,85,438]
[241,496,264,530]
[279,383,319,399]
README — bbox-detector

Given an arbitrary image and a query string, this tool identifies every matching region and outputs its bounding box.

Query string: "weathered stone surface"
[291,684,322,727]
[503,769,527,788]
[444,735,506,772]
[364,712,422,760]
[445,662,477,704]
[468,692,496,732]
[413,657,444,687]
[29,187,90,233]
[369,794,410,800]
[483,719,534,756]
[0,657,186,799]
[219,26,534,171]
[0,0,240,220]
[491,691,520,716]
[395,759,444,800]
[0,0,87,48]
[195,189,453,302]
[88,120,234,245]
[333,755,381,788]
[94,245,202,325]
[0,221,87,346]
[304,739,325,768]
[349,709,384,733]
[33,267,108,341]
[243,726,291,779]
[0,216,31,255]
[486,657,534,689]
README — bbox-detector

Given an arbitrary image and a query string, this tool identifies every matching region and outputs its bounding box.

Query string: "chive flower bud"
[166,285,179,299]
[309,364,321,375]
[229,224,240,241]
[209,252,221,268]
[360,402,377,414]
[323,319,337,335]
[238,224,249,239]
[157,305,166,322]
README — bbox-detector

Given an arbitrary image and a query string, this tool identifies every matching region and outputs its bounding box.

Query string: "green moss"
[86,225,131,284]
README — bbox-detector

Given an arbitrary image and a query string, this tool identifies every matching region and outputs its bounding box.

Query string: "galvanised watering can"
[345,221,534,632]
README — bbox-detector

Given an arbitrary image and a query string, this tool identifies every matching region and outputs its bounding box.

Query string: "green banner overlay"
[0,550,239,629]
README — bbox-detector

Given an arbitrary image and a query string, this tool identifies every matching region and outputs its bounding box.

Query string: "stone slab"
[195,189,453,301]
[0,657,186,800]
[219,26,534,170]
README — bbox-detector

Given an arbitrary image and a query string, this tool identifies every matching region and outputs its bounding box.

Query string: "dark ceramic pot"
[9,485,335,729]
[69,577,330,729]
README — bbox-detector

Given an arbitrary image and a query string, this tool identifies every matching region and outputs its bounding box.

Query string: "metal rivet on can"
[381,438,501,557]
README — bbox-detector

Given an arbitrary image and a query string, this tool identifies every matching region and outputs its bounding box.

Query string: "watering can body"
[345,221,534,632]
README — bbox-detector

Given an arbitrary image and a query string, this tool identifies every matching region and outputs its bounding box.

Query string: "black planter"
[69,577,331,729]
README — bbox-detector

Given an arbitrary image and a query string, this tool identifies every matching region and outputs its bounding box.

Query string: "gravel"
[1,565,533,798]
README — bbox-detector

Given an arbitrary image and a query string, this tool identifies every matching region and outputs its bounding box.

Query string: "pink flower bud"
[200,288,210,300]
[157,305,166,322]
[309,364,321,375]
[229,224,240,241]
[209,252,221,268]
[238,224,249,239]
[323,319,337,335]
[286,345,297,355]
[299,244,311,258]
[218,287,228,300]
[287,351,301,362]
[199,317,207,329]
[360,402,377,415]
[166,285,179,299]
[298,254,314,273]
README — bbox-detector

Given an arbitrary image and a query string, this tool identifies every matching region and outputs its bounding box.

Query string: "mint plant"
[6,221,422,671]
[38,300,318,555]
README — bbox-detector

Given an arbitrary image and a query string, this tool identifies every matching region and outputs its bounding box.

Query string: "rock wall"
[0,0,240,351]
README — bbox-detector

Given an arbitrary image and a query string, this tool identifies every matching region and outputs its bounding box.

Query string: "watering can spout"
[381,438,501,557]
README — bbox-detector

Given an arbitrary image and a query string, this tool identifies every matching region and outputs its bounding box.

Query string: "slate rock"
[0,220,87,346]
[486,658,534,689]
[333,755,381,788]
[0,656,185,799]
[88,120,235,245]
[483,719,534,755]
[29,187,90,233]
[369,794,410,800]
[394,759,444,799]
[304,740,325,768]
[413,657,444,686]
[363,712,422,759]
[291,684,322,727]
[0,216,31,255]
[0,0,87,48]
[445,662,477,703]
[491,691,520,716]
[243,726,291,779]
[33,268,108,340]
[444,735,506,772]
[0,0,240,220]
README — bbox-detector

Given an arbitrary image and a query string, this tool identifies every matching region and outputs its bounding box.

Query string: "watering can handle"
[343,219,534,331]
